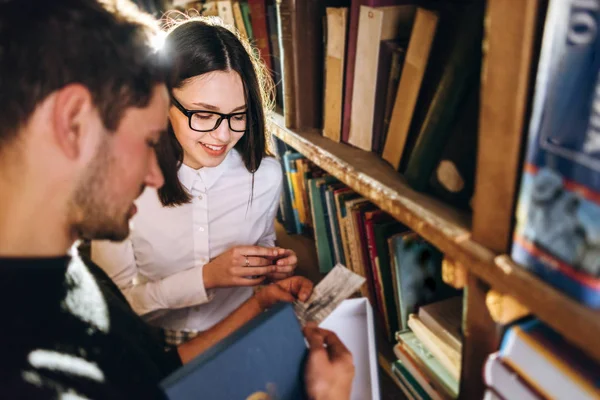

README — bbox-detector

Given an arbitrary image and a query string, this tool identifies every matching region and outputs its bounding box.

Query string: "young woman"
[92,17,297,345]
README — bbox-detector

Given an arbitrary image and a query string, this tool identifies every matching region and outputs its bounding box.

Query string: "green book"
[392,360,432,400]
[239,1,254,42]
[308,176,337,273]
[404,5,483,191]
[398,330,459,398]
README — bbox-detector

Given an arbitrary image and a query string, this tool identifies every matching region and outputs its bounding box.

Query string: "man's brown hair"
[0,0,167,147]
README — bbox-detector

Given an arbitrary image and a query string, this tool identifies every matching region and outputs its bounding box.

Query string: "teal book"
[274,139,296,233]
[404,4,483,190]
[161,303,307,399]
[399,330,459,398]
[309,176,337,273]
[325,183,348,266]
[373,220,408,339]
[240,1,254,42]
[319,181,340,273]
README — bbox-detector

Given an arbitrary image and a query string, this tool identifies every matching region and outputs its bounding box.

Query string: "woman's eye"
[233,114,246,121]
[194,112,217,121]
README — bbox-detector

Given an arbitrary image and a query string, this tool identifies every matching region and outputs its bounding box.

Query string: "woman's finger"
[234,245,279,258]
[275,255,297,266]
[231,266,275,277]
[243,256,273,267]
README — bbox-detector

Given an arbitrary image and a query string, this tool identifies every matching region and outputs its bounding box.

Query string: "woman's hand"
[268,248,298,281]
[254,276,313,311]
[202,246,280,289]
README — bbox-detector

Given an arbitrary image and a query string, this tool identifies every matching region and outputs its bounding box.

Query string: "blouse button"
[197,195,203,200]
[198,227,205,232]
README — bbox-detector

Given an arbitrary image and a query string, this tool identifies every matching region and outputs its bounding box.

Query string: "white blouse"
[91,150,282,331]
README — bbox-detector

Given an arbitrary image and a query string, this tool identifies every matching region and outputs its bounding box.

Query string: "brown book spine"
[247,0,273,72]
[277,0,297,128]
[472,0,544,252]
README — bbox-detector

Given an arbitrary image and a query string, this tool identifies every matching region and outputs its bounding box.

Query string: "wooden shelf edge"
[270,115,600,363]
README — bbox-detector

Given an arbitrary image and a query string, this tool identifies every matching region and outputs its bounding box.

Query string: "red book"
[364,209,394,340]
[353,204,381,319]
[247,0,273,72]
[341,0,411,143]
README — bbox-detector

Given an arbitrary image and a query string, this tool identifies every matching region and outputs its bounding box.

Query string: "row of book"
[268,0,483,212]
[484,319,600,400]
[274,139,465,398]
[320,2,481,214]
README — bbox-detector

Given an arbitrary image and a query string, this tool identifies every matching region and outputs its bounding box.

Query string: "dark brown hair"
[155,17,273,206]
[0,0,168,149]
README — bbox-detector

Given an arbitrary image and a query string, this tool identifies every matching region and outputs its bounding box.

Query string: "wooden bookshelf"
[269,113,600,365]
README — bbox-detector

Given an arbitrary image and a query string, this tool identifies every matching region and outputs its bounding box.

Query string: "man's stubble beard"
[68,138,131,242]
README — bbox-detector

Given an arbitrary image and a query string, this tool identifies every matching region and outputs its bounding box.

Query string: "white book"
[484,352,541,400]
[348,5,415,151]
[217,1,236,28]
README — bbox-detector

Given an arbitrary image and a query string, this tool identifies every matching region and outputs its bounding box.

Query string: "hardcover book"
[511,0,600,307]
[161,303,307,399]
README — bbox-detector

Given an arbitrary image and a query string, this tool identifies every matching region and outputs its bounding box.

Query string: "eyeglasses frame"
[171,96,248,133]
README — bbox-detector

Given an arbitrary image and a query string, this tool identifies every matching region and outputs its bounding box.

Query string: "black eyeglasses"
[171,96,248,132]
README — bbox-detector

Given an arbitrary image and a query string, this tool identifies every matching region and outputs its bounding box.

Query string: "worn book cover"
[341,0,414,144]
[323,7,349,142]
[161,303,307,399]
[511,0,600,307]
[348,5,415,151]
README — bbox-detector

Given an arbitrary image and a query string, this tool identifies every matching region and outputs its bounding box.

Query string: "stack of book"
[392,297,462,399]
[483,319,600,400]
[274,140,461,346]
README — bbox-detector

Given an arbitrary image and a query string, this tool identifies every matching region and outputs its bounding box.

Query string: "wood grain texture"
[460,275,501,400]
[269,114,600,364]
[472,0,543,253]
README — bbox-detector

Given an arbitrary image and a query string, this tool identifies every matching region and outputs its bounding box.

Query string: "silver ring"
[244,256,249,267]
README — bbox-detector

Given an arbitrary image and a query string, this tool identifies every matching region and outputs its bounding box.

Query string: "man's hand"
[254,276,313,311]
[303,324,355,400]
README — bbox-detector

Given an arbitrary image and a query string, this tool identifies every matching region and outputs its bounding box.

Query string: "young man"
[0,1,354,399]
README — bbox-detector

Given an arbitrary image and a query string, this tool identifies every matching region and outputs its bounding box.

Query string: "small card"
[294,264,366,325]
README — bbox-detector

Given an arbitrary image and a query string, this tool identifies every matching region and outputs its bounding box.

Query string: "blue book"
[309,176,337,273]
[511,0,600,307]
[274,139,296,234]
[161,303,308,400]
[325,183,347,266]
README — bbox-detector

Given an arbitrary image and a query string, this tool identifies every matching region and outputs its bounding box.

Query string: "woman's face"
[169,70,247,169]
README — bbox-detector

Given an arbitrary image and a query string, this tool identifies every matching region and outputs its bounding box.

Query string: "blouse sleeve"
[91,239,214,316]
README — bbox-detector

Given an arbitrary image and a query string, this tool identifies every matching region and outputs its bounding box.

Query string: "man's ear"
[51,84,98,160]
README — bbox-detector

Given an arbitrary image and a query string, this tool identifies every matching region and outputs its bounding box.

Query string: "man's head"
[0,0,169,242]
